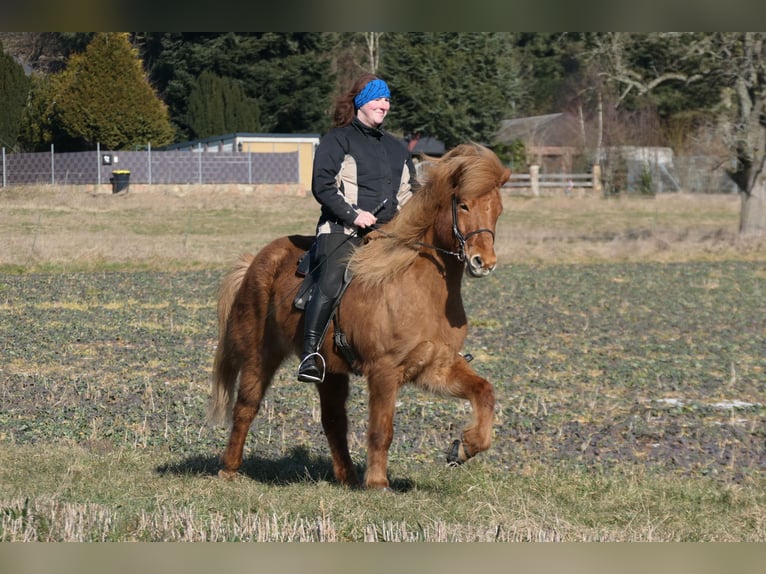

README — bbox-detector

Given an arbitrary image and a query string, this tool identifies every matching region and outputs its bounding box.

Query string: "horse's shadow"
[155,445,414,492]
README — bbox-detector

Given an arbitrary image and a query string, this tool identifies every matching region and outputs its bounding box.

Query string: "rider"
[297,73,419,383]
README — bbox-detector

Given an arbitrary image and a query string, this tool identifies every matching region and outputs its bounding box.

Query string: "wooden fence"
[504,164,603,196]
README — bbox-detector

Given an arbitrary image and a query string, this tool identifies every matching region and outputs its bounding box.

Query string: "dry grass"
[1,184,761,273]
[0,184,316,271]
[2,445,763,542]
[496,192,759,264]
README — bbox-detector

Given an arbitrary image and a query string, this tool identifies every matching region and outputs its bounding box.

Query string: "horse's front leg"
[316,372,360,488]
[445,358,495,465]
[364,370,400,490]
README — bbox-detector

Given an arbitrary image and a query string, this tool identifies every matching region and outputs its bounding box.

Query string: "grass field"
[1,185,764,541]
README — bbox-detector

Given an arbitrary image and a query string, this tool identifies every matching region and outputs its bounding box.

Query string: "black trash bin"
[110,170,131,194]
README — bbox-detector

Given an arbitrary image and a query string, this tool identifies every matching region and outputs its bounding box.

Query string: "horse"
[208,142,510,490]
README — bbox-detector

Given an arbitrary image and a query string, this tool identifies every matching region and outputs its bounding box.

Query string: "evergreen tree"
[0,41,30,150]
[513,33,590,116]
[17,73,55,152]
[51,32,174,150]
[186,70,260,139]
[141,32,335,139]
[379,33,523,148]
[245,33,335,133]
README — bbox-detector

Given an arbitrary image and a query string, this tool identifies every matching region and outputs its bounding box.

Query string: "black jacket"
[312,117,418,235]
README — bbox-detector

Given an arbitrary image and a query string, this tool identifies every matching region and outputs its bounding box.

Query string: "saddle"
[293,242,317,310]
[293,243,361,374]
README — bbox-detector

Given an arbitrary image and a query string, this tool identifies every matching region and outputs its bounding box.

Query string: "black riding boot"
[297,288,336,383]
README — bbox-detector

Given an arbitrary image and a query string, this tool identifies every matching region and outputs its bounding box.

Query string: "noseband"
[449,194,495,262]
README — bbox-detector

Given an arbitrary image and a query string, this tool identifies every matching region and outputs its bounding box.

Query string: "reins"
[289,193,496,313]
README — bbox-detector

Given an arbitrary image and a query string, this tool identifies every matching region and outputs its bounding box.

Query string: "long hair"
[333,73,384,128]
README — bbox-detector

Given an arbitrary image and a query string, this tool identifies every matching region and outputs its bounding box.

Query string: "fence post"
[2,147,5,188]
[530,164,540,197]
[198,143,203,184]
[50,144,55,185]
[591,164,602,194]
[148,142,152,185]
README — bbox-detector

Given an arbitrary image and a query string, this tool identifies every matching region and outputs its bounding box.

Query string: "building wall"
[240,140,316,190]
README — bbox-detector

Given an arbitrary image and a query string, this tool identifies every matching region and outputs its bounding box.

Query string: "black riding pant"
[311,233,361,298]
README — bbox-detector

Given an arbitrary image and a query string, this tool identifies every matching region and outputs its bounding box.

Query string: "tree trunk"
[740,186,766,236]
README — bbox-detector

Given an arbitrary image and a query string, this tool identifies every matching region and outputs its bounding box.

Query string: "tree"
[707,33,766,235]
[51,32,174,150]
[0,40,30,150]
[513,32,590,116]
[379,33,523,148]
[242,33,335,133]
[140,32,335,138]
[186,70,260,139]
[17,73,55,151]
[364,32,383,74]
[588,32,766,236]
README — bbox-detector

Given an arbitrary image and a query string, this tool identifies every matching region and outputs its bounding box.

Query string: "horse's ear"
[449,160,466,190]
[500,167,511,186]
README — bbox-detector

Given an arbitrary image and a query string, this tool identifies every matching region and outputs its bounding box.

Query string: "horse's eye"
[459,203,469,212]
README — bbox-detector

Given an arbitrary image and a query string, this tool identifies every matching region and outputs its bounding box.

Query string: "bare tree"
[365,32,383,74]
[589,32,766,235]
[708,33,766,235]
[590,33,703,108]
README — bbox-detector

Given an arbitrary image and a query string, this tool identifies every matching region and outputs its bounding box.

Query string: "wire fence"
[1,145,300,187]
[2,146,736,196]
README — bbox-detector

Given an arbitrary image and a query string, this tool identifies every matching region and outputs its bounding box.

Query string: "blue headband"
[354,79,391,109]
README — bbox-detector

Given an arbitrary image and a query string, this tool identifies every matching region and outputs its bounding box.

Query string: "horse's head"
[442,144,510,277]
[350,143,509,286]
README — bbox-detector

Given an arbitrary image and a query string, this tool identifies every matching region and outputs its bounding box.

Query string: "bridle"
[446,194,496,262]
[369,194,496,263]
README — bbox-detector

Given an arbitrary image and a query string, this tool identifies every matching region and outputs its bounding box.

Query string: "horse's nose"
[468,254,495,277]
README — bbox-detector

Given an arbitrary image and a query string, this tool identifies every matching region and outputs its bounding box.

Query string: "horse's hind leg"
[219,351,283,478]
[445,359,495,465]
[316,372,360,488]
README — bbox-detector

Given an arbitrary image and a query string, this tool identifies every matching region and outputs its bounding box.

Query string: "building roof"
[162,132,321,151]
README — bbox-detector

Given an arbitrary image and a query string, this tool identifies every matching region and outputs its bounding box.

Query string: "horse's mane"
[348,143,508,287]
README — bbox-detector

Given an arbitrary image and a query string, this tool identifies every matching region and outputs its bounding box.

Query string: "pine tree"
[51,32,174,150]
[186,70,260,139]
[0,41,30,150]
[141,33,334,137]
[380,33,523,148]
[17,74,55,152]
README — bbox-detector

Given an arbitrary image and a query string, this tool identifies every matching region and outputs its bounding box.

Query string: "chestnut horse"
[208,143,510,490]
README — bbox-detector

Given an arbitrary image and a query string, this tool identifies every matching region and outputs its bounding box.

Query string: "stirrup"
[297,352,326,383]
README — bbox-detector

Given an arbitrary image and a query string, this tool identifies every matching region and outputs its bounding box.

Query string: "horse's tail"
[208,253,255,426]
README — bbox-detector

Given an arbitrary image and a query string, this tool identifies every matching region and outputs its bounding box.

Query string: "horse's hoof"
[365,482,395,493]
[446,439,464,466]
[218,468,239,480]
